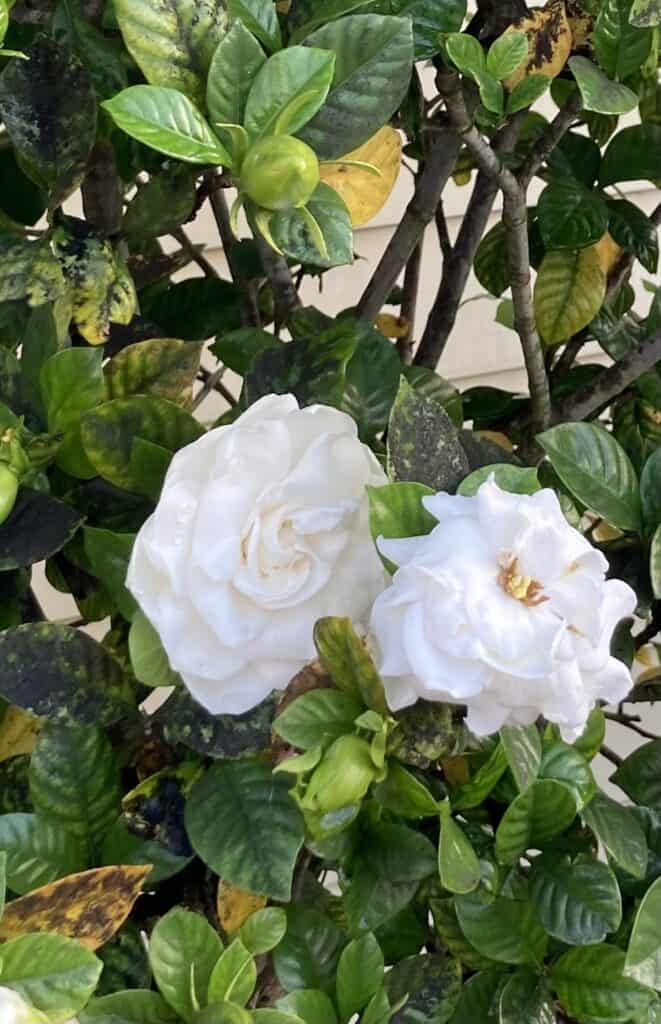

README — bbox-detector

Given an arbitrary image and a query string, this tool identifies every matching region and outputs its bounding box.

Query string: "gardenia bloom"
[127,394,387,714]
[370,478,636,741]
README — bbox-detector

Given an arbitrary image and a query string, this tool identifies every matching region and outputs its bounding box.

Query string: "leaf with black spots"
[0,489,84,571]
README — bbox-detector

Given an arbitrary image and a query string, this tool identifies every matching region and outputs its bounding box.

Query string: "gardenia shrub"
[0,1,661,1023]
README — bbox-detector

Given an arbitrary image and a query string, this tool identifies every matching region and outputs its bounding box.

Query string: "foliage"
[0,0,660,1022]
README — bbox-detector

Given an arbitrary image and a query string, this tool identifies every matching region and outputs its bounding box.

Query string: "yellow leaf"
[592,520,624,542]
[442,756,470,787]
[375,313,409,339]
[0,865,150,949]
[594,231,623,277]
[319,126,402,228]
[566,0,593,49]
[452,170,472,187]
[504,0,573,90]
[474,430,514,452]
[216,880,267,935]
[0,705,40,762]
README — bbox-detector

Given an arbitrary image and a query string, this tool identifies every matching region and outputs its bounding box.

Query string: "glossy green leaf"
[273,907,344,993]
[80,990,175,1024]
[487,31,527,81]
[506,74,551,114]
[495,779,578,864]
[0,623,133,727]
[538,422,642,531]
[270,183,353,269]
[600,124,661,186]
[299,14,413,159]
[455,886,547,965]
[594,0,653,79]
[0,933,102,1018]
[208,939,256,1007]
[149,908,223,1021]
[289,0,374,43]
[438,812,480,895]
[186,760,305,901]
[0,490,85,573]
[450,970,500,1024]
[458,465,539,499]
[367,482,436,573]
[81,396,203,497]
[239,907,287,955]
[538,181,609,250]
[102,87,230,166]
[474,221,509,298]
[207,20,267,131]
[546,131,602,189]
[534,247,606,346]
[539,742,596,810]
[608,199,659,275]
[582,792,648,878]
[452,744,509,811]
[147,277,242,341]
[122,172,197,240]
[341,322,400,442]
[387,377,469,492]
[612,740,661,807]
[626,875,661,988]
[313,616,386,713]
[337,933,384,1021]
[551,945,654,1021]
[244,46,335,137]
[0,812,86,895]
[277,990,337,1024]
[366,0,465,58]
[530,853,622,945]
[498,970,555,1024]
[227,0,281,50]
[273,689,364,750]
[374,761,439,819]
[128,609,180,688]
[500,723,542,792]
[445,33,485,77]
[83,528,135,621]
[29,721,121,853]
[569,56,638,114]
[113,0,227,105]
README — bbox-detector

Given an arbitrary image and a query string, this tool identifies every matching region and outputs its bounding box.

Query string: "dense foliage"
[0,0,661,1022]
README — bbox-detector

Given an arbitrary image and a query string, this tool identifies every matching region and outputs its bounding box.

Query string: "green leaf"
[537,422,642,531]
[474,221,509,298]
[0,489,85,572]
[299,14,413,159]
[500,723,542,792]
[185,760,305,901]
[0,36,96,205]
[612,739,661,807]
[641,449,661,534]
[40,347,105,478]
[607,199,659,275]
[273,689,364,750]
[207,21,267,131]
[0,623,133,727]
[530,853,622,945]
[211,328,279,376]
[0,848,5,919]
[337,933,384,1021]
[0,812,86,895]
[495,779,578,865]
[387,377,469,492]
[29,721,121,854]
[81,396,204,497]
[455,886,547,966]
[457,464,540,498]
[0,933,102,1018]
[487,31,527,81]
[271,183,353,269]
[208,939,256,1007]
[122,171,197,240]
[147,277,242,342]
[534,247,606,346]
[367,482,436,573]
[630,0,661,25]
[273,907,344,993]
[594,0,653,78]
[652,524,661,599]
[128,610,180,688]
[149,908,223,1021]
[498,970,555,1024]
[475,71,504,114]
[83,528,137,622]
[450,970,501,1024]
[239,907,287,955]
[626,875,661,988]
[506,74,551,114]
[100,819,192,886]
[113,0,227,106]
[546,131,602,189]
[438,813,481,895]
[102,87,230,166]
[445,33,486,77]
[452,743,509,811]
[228,0,281,50]
[277,992,336,1024]
[313,617,386,713]
[569,55,638,114]
[582,792,648,878]
[600,124,661,186]
[573,707,606,762]
[538,181,609,250]
[244,46,335,137]
[374,761,439,819]
[539,742,596,810]
[385,952,462,1024]
[341,322,400,442]
[81,990,175,1024]
[366,0,465,58]
[551,945,654,1021]
[289,0,374,43]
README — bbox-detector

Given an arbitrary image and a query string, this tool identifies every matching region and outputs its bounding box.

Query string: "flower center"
[497,552,547,607]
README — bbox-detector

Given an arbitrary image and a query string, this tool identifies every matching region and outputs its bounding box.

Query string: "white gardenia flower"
[127,394,387,714]
[370,478,636,742]
[0,988,51,1024]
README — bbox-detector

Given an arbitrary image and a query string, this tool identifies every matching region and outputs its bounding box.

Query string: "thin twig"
[549,330,589,384]
[599,744,623,768]
[171,228,219,278]
[518,91,583,190]
[195,366,237,410]
[435,202,453,260]
[255,236,302,326]
[397,238,423,364]
[205,173,261,326]
[604,712,659,741]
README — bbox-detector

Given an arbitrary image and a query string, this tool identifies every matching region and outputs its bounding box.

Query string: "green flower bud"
[240,135,320,212]
[0,464,18,525]
[302,735,377,813]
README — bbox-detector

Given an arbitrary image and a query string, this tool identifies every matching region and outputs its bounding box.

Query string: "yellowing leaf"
[453,169,472,187]
[566,1,594,48]
[0,705,40,762]
[0,865,150,949]
[319,126,401,227]
[375,313,409,339]
[592,519,624,542]
[534,246,606,346]
[217,880,267,935]
[475,430,514,452]
[442,756,471,787]
[594,231,624,277]
[504,0,573,89]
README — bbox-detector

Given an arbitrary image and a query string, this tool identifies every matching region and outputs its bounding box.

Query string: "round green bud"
[240,135,320,212]
[0,464,18,526]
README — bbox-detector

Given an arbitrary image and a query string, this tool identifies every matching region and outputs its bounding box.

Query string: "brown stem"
[518,91,583,190]
[171,228,219,279]
[205,174,261,327]
[604,712,659,741]
[600,744,623,768]
[255,236,302,327]
[397,239,423,364]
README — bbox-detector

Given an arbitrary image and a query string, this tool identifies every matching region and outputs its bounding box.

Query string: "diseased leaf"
[387,377,469,492]
[0,237,66,307]
[0,490,84,572]
[217,881,268,937]
[105,339,202,406]
[0,866,149,949]
[319,125,401,228]
[534,247,607,346]
[569,55,638,115]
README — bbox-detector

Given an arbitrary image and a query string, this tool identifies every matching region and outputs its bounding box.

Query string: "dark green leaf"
[450,970,501,1024]
[299,15,414,159]
[530,853,622,945]
[500,723,542,792]
[498,970,555,1024]
[337,933,384,1020]
[474,221,509,298]
[373,761,439,819]
[594,0,653,79]
[546,131,602,189]
[0,148,46,227]
[455,886,547,966]
[539,742,596,809]
[0,812,86,895]
[551,944,654,1021]
[608,199,659,274]
[100,819,192,886]
[612,739,661,807]
[341,322,400,441]
[155,690,276,760]
[271,183,353,269]
[227,0,282,51]
[538,181,609,250]
[185,760,305,901]
[641,449,661,533]
[146,278,243,341]
[452,744,509,811]
[273,907,344,993]
[274,689,364,750]
[0,623,133,726]
[367,0,465,58]
[600,124,661,186]
[495,779,578,864]
[211,328,279,376]
[582,791,648,878]
[207,21,267,134]
[0,489,84,572]
[438,813,481,895]
[387,377,469,492]
[569,55,639,115]
[625,875,661,988]
[122,173,197,240]
[652,524,661,599]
